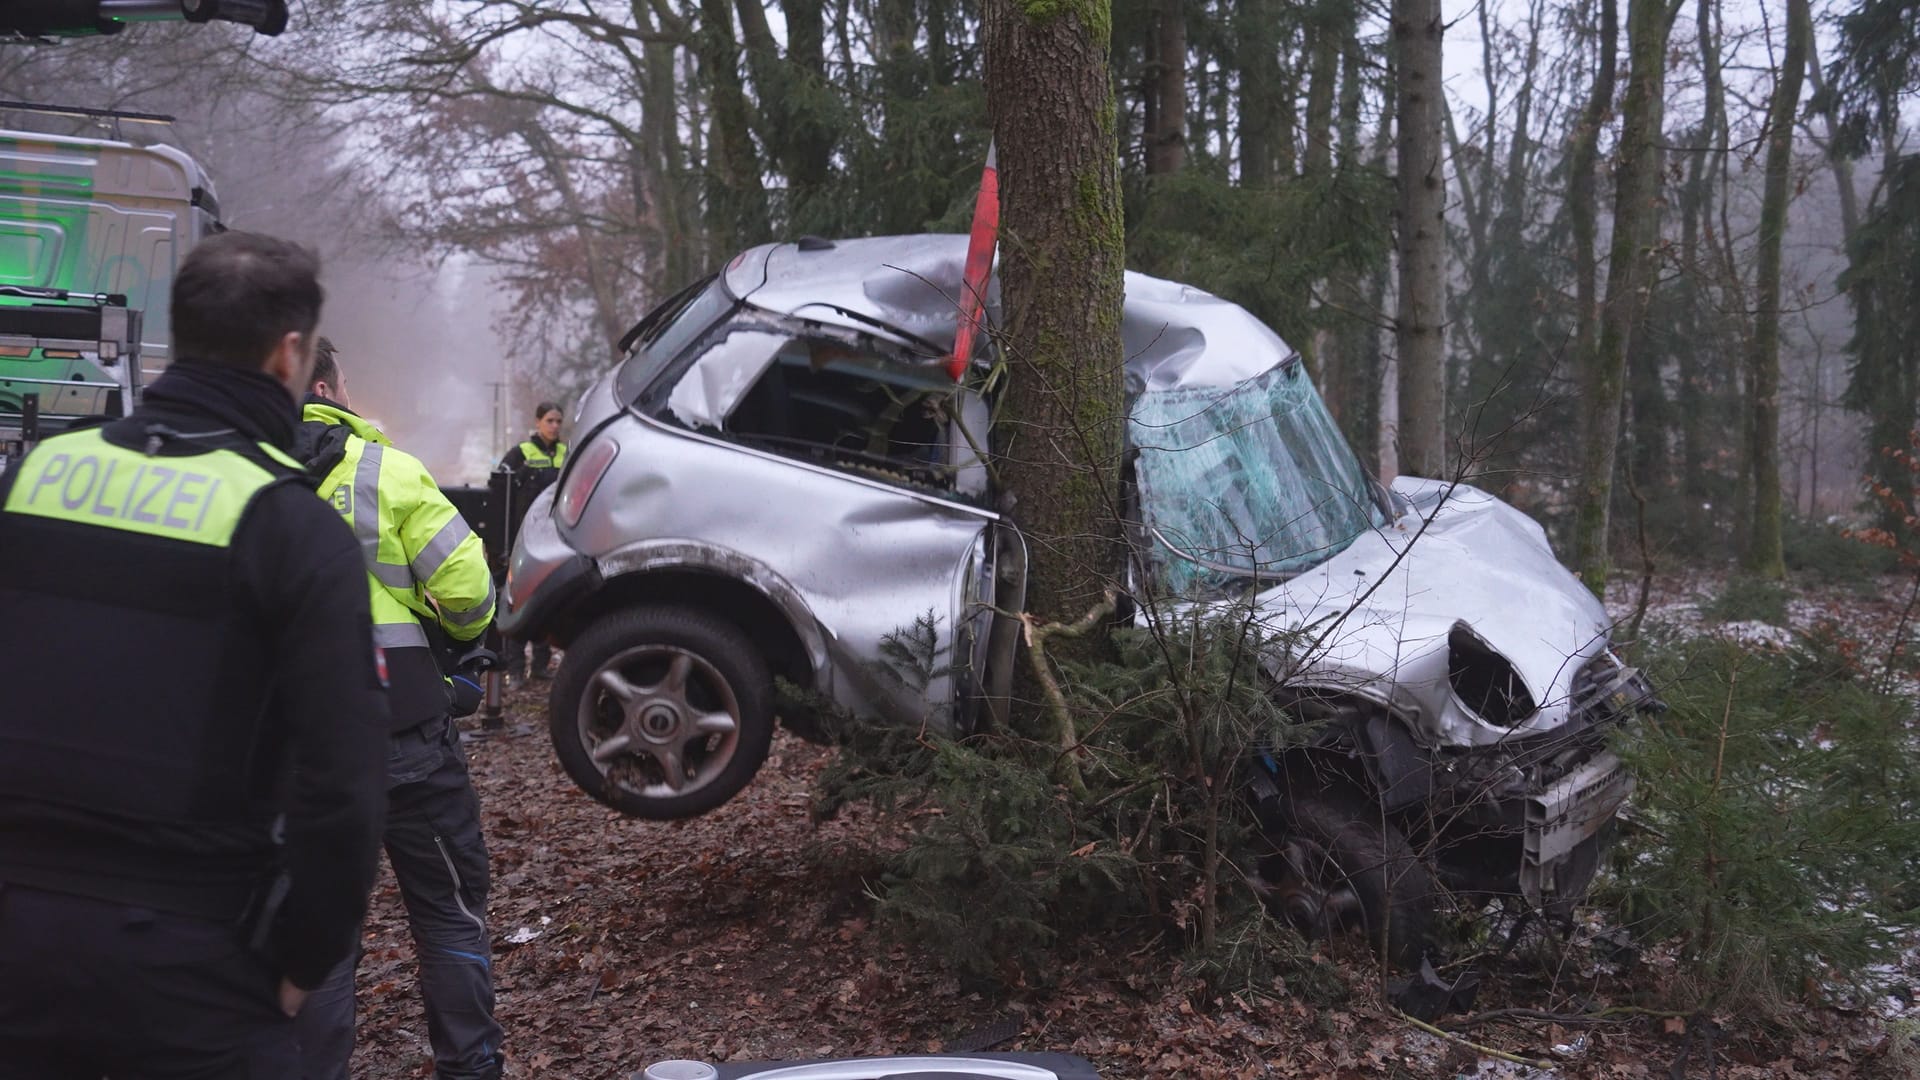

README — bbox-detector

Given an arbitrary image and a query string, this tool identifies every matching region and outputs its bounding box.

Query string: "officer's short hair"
[534,401,560,420]
[310,337,341,391]
[172,231,323,370]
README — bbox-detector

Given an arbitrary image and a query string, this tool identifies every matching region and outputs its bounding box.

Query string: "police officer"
[500,400,567,479]
[0,232,388,1076]
[496,401,566,679]
[295,339,505,1080]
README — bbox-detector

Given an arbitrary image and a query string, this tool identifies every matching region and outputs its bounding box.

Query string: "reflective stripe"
[372,621,430,648]
[410,515,474,584]
[442,578,496,627]
[350,442,385,569]
[518,440,566,469]
[370,561,414,589]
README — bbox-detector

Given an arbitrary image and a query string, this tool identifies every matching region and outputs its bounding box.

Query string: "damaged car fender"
[594,538,836,685]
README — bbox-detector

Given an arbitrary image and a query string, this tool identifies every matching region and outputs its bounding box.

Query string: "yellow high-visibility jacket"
[302,402,494,728]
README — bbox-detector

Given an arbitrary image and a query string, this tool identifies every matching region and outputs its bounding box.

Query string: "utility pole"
[489,380,507,465]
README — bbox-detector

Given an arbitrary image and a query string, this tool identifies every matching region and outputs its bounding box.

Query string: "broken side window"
[665,321,980,497]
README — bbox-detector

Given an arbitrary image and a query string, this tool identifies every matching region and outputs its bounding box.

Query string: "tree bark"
[781,0,833,191]
[1574,0,1678,595]
[1235,0,1278,185]
[1301,8,1339,179]
[1742,0,1808,579]
[1146,0,1186,174]
[1391,0,1447,479]
[1673,0,1717,537]
[1569,0,1619,417]
[984,0,1128,627]
[696,0,767,257]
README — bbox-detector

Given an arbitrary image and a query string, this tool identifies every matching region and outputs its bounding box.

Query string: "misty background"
[0,0,1896,536]
[1,36,528,482]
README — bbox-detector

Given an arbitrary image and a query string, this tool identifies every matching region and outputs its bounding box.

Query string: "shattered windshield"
[1129,359,1389,596]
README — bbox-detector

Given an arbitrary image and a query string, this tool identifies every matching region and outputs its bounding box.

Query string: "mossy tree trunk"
[983,0,1128,631]
[1574,0,1677,595]
[1742,0,1808,580]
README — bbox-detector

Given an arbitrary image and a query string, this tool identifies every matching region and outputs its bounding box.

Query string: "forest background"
[6,0,1909,586]
[10,1,1920,1073]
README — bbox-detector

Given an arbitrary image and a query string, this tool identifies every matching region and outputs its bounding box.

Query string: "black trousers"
[0,882,295,1079]
[297,718,502,1080]
[501,636,551,676]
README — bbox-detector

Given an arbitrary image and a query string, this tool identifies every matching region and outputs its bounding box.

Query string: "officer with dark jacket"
[0,231,388,1076]
[495,401,565,679]
[497,400,567,480]
[295,340,505,1080]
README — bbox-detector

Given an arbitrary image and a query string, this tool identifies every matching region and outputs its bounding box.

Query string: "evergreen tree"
[1828,0,1920,531]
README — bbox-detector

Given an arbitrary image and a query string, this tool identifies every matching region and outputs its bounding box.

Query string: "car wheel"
[1259,786,1437,968]
[549,606,775,820]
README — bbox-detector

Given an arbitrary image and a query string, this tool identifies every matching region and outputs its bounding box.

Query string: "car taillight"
[557,439,618,527]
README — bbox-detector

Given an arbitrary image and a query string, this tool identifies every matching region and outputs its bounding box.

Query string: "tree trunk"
[1569,0,1619,412]
[635,3,697,296]
[696,0,768,257]
[1146,0,1186,174]
[1742,0,1808,579]
[1391,0,1447,479]
[1235,0,1278,185]
[1331,49,1394,475]
[1801,15,1860,239]
[1301,10,1339,180]
[1573,0,1677,595]
[782,0,833,191]
[984,0,1128,627]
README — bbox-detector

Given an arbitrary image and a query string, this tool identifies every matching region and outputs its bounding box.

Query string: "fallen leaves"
[336,678,1900,1080]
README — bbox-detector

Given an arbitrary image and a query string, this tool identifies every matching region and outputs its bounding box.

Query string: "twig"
[1448,1005,1679,1031]
[1395,1010,1555,1069]
[1022,589,1119,798]
[1592,1005,1692,1020]
[1624,460,1656,652]
[1700,663,1736,958]
[1876,568,1920,694]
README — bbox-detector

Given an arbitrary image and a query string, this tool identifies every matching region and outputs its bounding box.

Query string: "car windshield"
[1129,359,1389,596]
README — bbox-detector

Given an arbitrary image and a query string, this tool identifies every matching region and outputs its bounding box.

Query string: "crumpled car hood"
[1254,477,1613,747]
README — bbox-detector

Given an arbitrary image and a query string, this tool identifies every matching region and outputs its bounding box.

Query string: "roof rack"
[0,100,176,125]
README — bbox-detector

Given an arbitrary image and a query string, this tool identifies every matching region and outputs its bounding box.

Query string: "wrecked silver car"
[499,234,1659,957]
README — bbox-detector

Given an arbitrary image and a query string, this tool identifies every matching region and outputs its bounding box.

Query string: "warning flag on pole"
[947,141,1000,382]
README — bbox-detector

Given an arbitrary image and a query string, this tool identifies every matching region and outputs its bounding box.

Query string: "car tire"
[549,606,775,820]
[1263,786,1437,969]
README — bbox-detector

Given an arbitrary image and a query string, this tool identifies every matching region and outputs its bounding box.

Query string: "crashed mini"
[500,235,1660,961]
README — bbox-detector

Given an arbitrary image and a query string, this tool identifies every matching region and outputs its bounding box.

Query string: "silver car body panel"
[1252,476,1615,749]
[547,401,997,730]
[726,235,1291,394]
[510,233,1616,752]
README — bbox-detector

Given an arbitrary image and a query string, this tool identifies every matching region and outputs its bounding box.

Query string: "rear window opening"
[729,350,957,491]
[659,320,986,498]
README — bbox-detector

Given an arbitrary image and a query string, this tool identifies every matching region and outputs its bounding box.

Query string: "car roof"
[722,234,1295,393]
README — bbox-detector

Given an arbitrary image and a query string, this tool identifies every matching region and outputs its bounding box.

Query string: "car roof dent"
[729,234,1294,392]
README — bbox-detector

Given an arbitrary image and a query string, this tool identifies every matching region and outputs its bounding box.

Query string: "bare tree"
[1392,0,1447,479]
[1742,0,1810,577]
[1574,0,1682,594]
[1145,0,1187,175]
